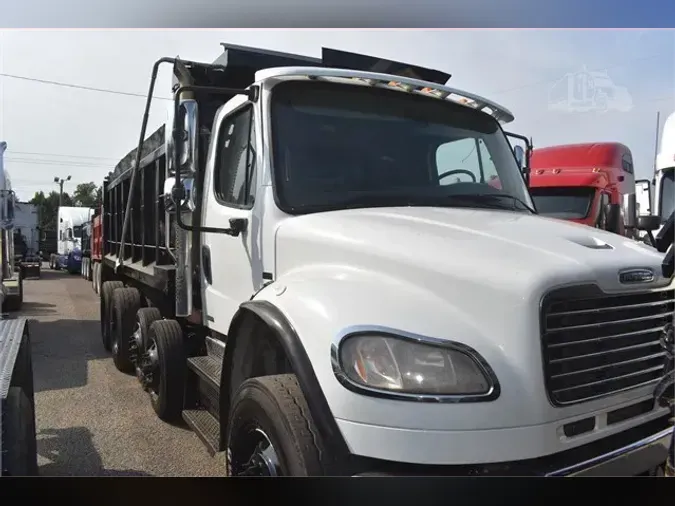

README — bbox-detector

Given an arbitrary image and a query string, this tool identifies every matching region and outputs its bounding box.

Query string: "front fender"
[248,265,531,433]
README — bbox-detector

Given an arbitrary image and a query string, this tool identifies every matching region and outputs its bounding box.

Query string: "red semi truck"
[527,142,637,237]
[81,206,103,294]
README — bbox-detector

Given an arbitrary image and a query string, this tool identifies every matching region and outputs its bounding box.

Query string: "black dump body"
[102,44,451,292]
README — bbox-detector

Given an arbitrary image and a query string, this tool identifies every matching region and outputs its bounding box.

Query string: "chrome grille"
[541,287,674,406]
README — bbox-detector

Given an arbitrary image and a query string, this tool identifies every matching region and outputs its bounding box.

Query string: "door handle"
[202,245,212,285]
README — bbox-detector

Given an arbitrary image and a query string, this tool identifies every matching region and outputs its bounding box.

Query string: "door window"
[214,106,257,208]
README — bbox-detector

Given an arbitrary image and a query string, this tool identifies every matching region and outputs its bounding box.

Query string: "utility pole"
[53,175,71,208]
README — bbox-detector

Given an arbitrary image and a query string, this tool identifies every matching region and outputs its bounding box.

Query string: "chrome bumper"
[546,427,672,477]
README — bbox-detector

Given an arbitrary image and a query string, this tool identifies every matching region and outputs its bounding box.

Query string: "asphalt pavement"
[16,264,226,477]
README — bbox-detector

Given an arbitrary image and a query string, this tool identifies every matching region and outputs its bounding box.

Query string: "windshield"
[529,186,595,219]
[270,81,533,214]
[73,225,83,238]
[658,168,674,223]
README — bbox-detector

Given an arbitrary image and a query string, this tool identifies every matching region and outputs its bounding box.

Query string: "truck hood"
[274,207,670,297]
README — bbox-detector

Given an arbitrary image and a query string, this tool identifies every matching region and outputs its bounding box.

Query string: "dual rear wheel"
[98,281,331,476]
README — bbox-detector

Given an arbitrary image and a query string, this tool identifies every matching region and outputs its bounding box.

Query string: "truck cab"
[98,45,673,477]
[528,143,637,236]
[50,206,94,274]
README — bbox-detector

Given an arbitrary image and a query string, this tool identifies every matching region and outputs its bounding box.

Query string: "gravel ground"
[18,264,226,477]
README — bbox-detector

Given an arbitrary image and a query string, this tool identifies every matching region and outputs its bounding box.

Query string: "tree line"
[27,182,102,233]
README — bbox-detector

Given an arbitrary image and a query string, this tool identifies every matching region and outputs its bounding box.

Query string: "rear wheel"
[100,280,124,352]
[2,386,38,476]
[91,263,98,293]
[112,287,142,373]
[131,307,162,376]
[226,374,327,477]
[142,319,185,421]
[96,264,102,295]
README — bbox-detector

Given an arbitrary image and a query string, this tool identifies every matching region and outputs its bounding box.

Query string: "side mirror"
[635,178,652,216]
[513,145,525,169]
[605,203,622,234]
[504,131,532,187]
[637,215,661,232]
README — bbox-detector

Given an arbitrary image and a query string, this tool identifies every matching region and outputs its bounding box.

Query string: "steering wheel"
[438,169,477,183]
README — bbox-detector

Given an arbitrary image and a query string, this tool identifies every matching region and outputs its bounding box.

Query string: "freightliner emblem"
[618,268,655,285]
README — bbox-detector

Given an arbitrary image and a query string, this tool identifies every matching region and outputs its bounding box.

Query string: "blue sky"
[0,29,673,200]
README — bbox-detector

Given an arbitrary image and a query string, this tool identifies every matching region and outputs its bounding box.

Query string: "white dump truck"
[0,141,38,476]
[98,45,673,476]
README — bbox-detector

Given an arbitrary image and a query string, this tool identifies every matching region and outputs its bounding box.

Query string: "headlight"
[335,332,498,399]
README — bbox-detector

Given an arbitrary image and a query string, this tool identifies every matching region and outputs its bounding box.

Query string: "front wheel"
[225,374,328,477]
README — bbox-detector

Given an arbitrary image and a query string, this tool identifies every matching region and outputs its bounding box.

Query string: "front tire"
[100,280,124,352]
[112,287,142,373]
[226,374,327,477]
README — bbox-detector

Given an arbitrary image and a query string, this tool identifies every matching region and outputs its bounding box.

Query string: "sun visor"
[321,48,451,85]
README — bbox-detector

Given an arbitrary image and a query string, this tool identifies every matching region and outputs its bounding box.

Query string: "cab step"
[182,408,220,456]
[187,355,221,390]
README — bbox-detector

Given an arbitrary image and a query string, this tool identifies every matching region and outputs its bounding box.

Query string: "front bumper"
[2,278,21,296]
[345,415,672,476]
[545,426,671,476]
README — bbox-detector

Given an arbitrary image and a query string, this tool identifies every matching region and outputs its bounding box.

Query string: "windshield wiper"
[445,193,536,213]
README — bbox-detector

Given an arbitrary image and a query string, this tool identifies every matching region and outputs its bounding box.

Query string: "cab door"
[200,99,262,335]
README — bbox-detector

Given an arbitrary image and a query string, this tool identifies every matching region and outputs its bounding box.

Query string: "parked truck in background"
[98,44,672,476]
[527,142,639,237]
[81,206,103,294]
[0,142,24,311]
[635,111,675,245]
[39,229,57,262]
[13,202,41,279]
[0,141,39,476]
[49,206,94,274]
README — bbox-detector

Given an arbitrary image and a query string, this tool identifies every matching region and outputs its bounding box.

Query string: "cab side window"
[214,106,257,208]
[621,153,634,174]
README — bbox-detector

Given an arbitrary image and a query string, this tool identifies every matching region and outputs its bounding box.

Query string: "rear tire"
[2,386,39,476]
[100,280,124,352]
[95,264,102,295]
[226,374,327,477]
[111,287,142,373]
[136,307,162,354]
[146,320,185,422]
